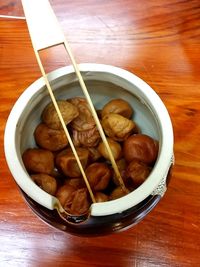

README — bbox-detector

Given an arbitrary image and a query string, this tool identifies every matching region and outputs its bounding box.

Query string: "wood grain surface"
[1,0,200,266]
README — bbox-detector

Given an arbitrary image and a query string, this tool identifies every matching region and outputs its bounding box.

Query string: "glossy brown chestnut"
[85,162,111,191]
[123,134,159,165]
[101,98,133,119]
[22,148,54,174]
[125,160,151,187]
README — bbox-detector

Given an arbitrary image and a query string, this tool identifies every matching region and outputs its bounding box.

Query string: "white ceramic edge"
[4,63,174,216]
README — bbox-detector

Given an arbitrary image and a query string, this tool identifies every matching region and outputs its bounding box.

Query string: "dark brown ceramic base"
[20,166,172,236]
[21,190,160,236]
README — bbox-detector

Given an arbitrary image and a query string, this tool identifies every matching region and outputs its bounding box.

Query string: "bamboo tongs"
[21,0,128,207]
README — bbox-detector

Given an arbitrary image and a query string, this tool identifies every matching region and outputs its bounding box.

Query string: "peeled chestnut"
[94,192,109,202]
[42,100,79,130]
[98,138,122,161]
[56,184,76,207]
[31,174,57,195]
[72,126,100,147]
[102,113,136,141]
[70,188,90,215]
[34,123,68,151]
[101,98,133,119]
[123,134,159,165]
[64,177,85,190]
[85,162,111,191]
[125,160,151,186]
[56,185,90,215]
[68,97,96,131]
[55,147,89,177]
[22,148,54,174]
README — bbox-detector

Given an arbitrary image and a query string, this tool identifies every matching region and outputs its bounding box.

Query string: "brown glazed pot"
[4,64,174,235]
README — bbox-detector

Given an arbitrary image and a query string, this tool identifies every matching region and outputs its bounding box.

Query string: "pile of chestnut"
[22,97,158,216]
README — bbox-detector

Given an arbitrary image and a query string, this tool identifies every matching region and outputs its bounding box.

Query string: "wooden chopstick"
[21,0,128,204]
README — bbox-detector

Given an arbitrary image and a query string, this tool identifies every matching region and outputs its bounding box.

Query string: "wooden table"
[1,0,200,266]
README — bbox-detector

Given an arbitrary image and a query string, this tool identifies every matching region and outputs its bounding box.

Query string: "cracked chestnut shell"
[123,134,159,165]
[101,98,133,119]
[42,100,79,130]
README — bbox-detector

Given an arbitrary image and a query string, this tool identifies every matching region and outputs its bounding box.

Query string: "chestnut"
[101,113,136,141]
[56,185,90,215]
[87,147,102,163]
[34,123,68,151]
[72,126,100,147]
[94,192,109,202]
[85,162,111,191]
[42,100,79,130]
[22,148,54,174]
[56,184,76,207]
[98,138,122,161]
[70,188,91,215]
[125,160,151,187]
[31,174,57,195]
[55,147,89,177]
[112,158,128,186]
[123,134,159,165]
[64,177,85,190]
[68,97,96,131]
[101,98,133,119]
[110,186,127,200]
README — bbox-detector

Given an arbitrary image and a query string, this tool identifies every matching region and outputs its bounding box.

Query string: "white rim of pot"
[4,63,174,217]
